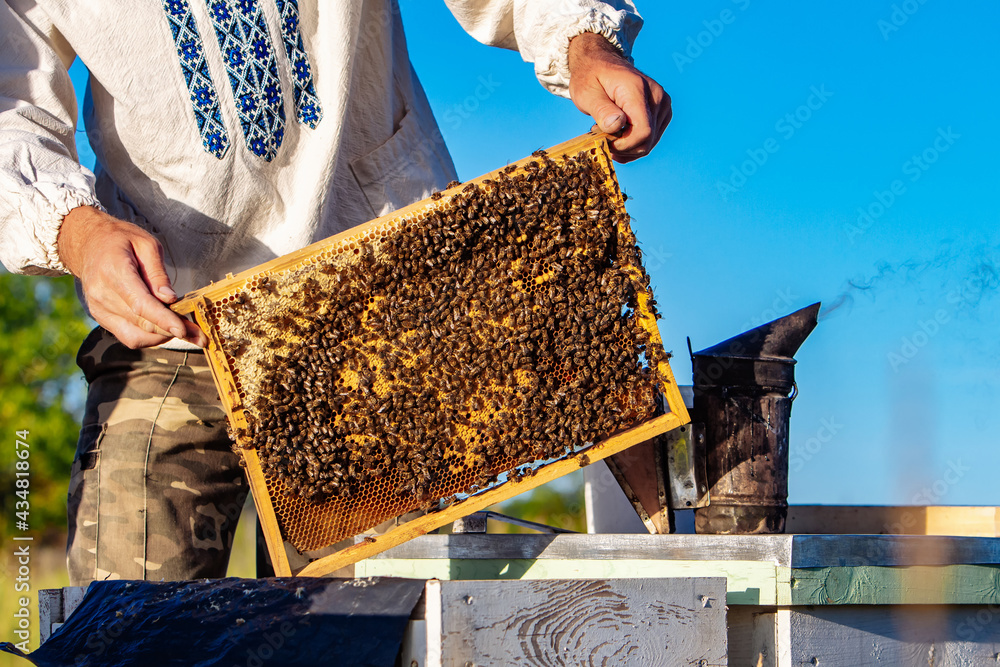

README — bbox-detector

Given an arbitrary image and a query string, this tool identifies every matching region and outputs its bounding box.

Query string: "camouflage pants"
[67,327,247,585]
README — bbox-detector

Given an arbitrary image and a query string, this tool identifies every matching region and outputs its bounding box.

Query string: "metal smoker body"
[691,303,820,534]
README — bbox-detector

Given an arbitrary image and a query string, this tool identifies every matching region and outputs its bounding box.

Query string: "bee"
[258,276,279,296]
[221,305,240,325]
[226,338,249,358]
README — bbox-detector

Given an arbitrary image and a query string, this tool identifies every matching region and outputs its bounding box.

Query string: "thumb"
[576,84,628,135]
[132,236,177,304]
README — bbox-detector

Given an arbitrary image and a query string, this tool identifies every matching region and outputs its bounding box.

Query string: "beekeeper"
[0,0,671,585]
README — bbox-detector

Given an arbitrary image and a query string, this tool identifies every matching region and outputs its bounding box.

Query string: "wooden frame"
[171,132,690,576]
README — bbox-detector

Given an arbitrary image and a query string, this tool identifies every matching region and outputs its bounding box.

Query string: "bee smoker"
[690,303,820,534]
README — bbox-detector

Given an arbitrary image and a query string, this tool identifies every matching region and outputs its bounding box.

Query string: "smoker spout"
[691,302,821,394]
[694,302,820,362]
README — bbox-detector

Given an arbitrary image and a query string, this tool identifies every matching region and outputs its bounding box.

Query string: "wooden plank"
[926,506,1000,537]
[787,605,1000,666]
[296,411,687,576]
[776,609,792,667]
[605,452,657,533]
[434,578,727,666]
[425,580,444,667]
[364,533,1000,568]
[37,589,62,645]
[61,587,87,618]
[398,620,428,667]
[790,565,1000,605]
[365,533,795,564]
[775,565,793,607]
[727,606,779,667]
[789,535,1000,568]
[38,586,88,645]
[786,505,1000,537]
[357,557,780,605]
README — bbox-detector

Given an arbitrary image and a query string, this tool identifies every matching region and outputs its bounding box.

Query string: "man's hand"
[58,206,207,349]
[567,32,671,163]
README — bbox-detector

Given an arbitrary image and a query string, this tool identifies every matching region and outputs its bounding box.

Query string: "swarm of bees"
[210,147,669,526]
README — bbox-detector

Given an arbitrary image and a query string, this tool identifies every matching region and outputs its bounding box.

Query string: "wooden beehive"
[172,132,689,576]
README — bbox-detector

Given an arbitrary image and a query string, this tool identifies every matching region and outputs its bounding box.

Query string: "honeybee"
[258,276,279,296]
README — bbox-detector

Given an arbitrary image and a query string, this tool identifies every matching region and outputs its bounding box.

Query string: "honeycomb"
[183,136,673,556]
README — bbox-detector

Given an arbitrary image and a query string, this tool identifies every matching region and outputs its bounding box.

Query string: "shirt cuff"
[28,180,105,276]
[535,8,643,99]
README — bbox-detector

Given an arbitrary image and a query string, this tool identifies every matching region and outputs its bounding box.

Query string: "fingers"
[573,78,629,136]
[181,318,209,347]
[89,280,208,349]
[566,40,672,164]
[93,308,174,350]
[133,235,178,304]
[60,207,207,349]
[67,215,207,348]
[126,236,208,346]
[655,93,673,142]
[114,247,189,342]
[606,77,671,163]
[609,77,652,151]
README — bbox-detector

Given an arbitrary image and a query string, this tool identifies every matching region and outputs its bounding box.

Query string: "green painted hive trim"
[789,565,1000,606]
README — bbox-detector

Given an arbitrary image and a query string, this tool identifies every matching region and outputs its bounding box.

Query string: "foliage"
[489,471,587,534]
[0,271,93,543]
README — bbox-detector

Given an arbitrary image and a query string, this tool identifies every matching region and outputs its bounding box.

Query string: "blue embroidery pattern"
[161,0,230,158]
[274,0,323,128]
[206,0,285,161]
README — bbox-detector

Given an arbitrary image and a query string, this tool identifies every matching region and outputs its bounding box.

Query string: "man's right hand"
[58,205,207,349]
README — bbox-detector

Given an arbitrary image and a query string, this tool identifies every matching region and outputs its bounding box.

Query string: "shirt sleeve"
[0,2,103,276]
[442,0,643,99]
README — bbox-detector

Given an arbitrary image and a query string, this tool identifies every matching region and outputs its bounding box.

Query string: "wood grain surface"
[432,578,727,666]
[787,605,1000,667]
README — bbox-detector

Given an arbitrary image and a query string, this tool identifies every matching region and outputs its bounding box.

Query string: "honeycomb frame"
[173,132,690,576]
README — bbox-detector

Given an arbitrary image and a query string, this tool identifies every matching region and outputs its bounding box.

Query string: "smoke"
[817,292,852,319]
[819,242,999,321]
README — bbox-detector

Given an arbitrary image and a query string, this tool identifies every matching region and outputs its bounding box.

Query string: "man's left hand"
[567,32,671,163]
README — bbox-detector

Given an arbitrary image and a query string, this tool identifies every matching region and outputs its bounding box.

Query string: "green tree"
[1,271,93,543]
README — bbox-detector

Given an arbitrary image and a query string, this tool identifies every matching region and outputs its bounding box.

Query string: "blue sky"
[68,1,1000,506]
